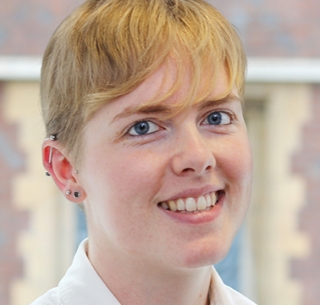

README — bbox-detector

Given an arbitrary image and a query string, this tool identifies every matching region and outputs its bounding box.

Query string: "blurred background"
[0,0,320,304]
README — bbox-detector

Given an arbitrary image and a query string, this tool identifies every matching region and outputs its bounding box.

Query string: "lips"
[158,191,223,213]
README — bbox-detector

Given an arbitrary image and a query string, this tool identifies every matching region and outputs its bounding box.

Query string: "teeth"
[186,198,197,212]
[177,199,185,211]
[211,192,217,206]
[160,192,219,213]
[205,194,212,207]
[161,202,169,210]
[168,200,177,212]
[197,196,207,210]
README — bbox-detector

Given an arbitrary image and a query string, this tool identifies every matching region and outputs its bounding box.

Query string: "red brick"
[291,85,320,305]
[0,83,29,305]
[0,0,319,57]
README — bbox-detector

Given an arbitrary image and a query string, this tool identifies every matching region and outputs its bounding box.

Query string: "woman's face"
[79,62,252,269]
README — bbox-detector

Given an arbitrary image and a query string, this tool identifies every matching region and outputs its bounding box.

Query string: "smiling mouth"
[158,191,224,213]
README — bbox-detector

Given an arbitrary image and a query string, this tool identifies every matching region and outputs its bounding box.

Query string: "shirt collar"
[58,239,121,305]
[58,239,251,305]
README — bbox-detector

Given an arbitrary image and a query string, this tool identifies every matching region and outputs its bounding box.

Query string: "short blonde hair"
[41,0,246,164]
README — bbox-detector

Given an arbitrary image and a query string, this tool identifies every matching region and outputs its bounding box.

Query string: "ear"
[42,138,86,203]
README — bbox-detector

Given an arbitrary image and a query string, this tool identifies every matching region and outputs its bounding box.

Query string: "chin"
[176,239,233,269]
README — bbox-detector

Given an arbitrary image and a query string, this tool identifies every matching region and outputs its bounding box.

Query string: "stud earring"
[73,191,81,198]
[45,171,51,176]
[66,190,72,196]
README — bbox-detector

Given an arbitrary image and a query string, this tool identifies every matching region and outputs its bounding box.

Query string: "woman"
[33,0,255,304]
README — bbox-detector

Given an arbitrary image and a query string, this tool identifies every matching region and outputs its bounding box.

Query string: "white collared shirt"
[31,239,256,305]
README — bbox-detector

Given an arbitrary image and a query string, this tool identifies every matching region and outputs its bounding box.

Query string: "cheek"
[218,135,253,210]
[82,149,163,239]
[83,147,165,212]
[83,148,173,254]
[109,150,164,194]
[223,134,252,181]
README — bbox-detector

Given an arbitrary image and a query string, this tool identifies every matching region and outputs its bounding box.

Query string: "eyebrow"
[111,93,240,123]
[111,104,172,123]
[198,93,241,111]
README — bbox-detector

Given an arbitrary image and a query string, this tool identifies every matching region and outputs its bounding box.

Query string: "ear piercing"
[46,135,81,199]
[73,191,81,198]
[45,134,57,176]
[66,190,81,199]
[45,135,80,180]
[48,134,57,165]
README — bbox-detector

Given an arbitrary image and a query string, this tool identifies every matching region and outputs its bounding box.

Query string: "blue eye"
[128,121,159,136]
[204,111,231,125]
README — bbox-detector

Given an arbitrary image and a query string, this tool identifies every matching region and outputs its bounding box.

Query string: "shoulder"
[225,286,257,305]
[30,287,60,305]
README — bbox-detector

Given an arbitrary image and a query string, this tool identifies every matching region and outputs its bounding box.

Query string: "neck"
[88,240,212,305]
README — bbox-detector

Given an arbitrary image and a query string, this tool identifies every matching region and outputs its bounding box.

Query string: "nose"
[171,128,216,177]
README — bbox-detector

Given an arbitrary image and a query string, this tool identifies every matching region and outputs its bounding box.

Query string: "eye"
[203,111,232,126]
[128,120,160,136]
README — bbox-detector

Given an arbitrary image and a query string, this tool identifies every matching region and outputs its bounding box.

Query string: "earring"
[48,134,57,165]
[66,190,72,196]
[73,191,81,198]
[45,171,51,176]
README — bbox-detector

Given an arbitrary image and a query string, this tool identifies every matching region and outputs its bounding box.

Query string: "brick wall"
[0,83,28,305]
[291,85,320,305]
[211,0,320,57]
[0,0,83,55]
[0,0,320,57]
